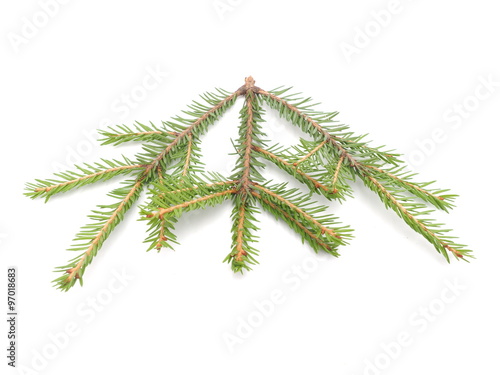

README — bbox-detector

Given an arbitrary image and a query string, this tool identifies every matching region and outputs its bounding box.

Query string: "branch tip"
[245,76,255,88]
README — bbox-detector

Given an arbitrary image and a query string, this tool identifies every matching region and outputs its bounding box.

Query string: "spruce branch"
[25,157,144,201]
[225,86,264,271]
[53,177,145,291]
[258,86,468,260]
[360,174,468,260]
[26,76,471,291]
[99,122,178,146]
[252,183,351,246]
[252,191,339,256]
[32,87,239,290]
[252,144,333,197]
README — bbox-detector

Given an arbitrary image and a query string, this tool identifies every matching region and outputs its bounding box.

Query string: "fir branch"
[158,180,237,197]
[225,195,260,271]
[47,88,239,289]
[26,76,471,291]
[99,122,178,146]
[265,140,355,201]
[226,86,263,271]
[25,158,144,201]
[361,174,470,260]
[150,189,237,217]
[141,174,238,252]
[252,191,338,255]
[252,145,332,197]
[142,187,236,252]
[53,177,145,291]
[257,87,463,256]
[362,164,456,211]
[258,89,400,165]
[252,183,350,244]
[241,92,255,186]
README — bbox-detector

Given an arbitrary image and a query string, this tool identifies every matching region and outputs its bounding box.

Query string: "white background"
[1,1,499,374]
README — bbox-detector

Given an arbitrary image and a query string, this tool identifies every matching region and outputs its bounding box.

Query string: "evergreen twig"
[26,76,471,291]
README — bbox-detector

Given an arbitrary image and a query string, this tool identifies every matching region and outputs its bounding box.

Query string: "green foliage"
[25,157,142,202]
[142,173,236,252]
[26,76,471,291]
[252,182,352,255]
[99,121,175,146]
[53,178,144,291]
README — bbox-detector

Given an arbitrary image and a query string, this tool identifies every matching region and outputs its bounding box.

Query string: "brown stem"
[155,216,167,250]
[157,164,164,184]
[236,76,262,96]
[235,203,248,261]
[252,184,340,239]
[294,140,327,165]
[182,133,193,176]
[232,87,258,261]
[240,91,255,192]
[332,155,345,193]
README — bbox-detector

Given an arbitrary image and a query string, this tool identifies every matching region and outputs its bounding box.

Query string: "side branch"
[366,175,463,259]
[63,178,145,288]
[155,216,168,251]
[332,155,345,193]
[109,130,177,137]
[227,88,262,272]
[257,89,358,166]
[294,140,327,165]
[159,181,237,197]
[34,164,145,193]
[252,191,335,253]
[363,164,445,201]
[252,184,340,239]
[182,133,193,176]
[252,146,330,193]
[235,202,247,261]
[240,91,255,190]
[151,189,237,217]
[99,125,179,146]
